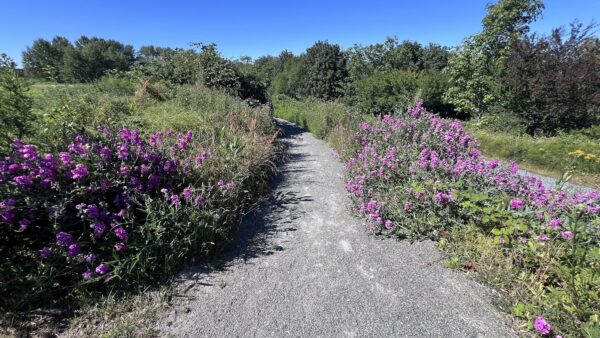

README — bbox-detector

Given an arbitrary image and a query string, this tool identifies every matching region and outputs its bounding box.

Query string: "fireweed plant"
[0,126,272,310]
[344,102,599,336]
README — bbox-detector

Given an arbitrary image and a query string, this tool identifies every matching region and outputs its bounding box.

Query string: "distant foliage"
[351,70,419,114]
[305,41,349,100]
[0,54,33,149]
[503,23,600,134]
[347,37,451,80]
[23,36,135,83]
[444,0,545,118]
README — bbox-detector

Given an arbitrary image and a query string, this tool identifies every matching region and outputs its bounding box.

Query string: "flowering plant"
[0,127,243,309]
[344,101,600,336]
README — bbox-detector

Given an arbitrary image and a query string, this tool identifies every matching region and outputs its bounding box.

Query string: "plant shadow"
[176,119,314,281]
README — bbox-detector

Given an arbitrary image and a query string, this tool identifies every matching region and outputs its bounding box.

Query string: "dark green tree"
[62,36,135,82]
[22,37,69,80]
[305,41,349,100]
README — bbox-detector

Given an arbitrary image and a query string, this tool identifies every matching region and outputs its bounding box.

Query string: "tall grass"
[272,96,360,152]
[468,126,600,186]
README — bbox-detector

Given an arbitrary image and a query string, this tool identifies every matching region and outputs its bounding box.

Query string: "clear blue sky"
[1,0,598,65]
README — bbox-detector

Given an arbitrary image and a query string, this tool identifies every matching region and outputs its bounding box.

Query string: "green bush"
[351,70,419,114]
[0,54,34,149]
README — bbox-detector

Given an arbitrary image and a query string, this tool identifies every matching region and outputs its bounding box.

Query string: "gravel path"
[156,119,516,338]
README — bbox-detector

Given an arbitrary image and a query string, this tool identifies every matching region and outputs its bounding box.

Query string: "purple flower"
[39,247,51,259]
[92,221,107,237]
[19,219,31,231]
[171,194,181,208]
[119,166,130,176]
[1,210,16,223]
[534,316,552,335]
[518,236,528,244]
[85,253,97,263]
[68,243,81,257]
[95,263,111,275]
[59,152,73,165]
[498,236,506,244]
[13,175,33,186]
[70,164,89,180]
[194,197,204,206]
[435,192,450,205]
[163,160,175,173]
[100,147,112,161]
[560,230,573,241]
[114,227,128,241]
[86,204,101,218]
[56,232,74,247]
[538,234,550,242]
[18,145,37,159]
[118,144,129,160]
[114,242,126,252]
[550,218,563,229]
[82,269,94,279]
[385,220,393,230]
[509,199,524,210]
[182,187,192,201]
[7,163,20,173]
[404,202,412,212]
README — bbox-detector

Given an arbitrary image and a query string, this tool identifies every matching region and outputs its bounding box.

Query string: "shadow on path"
[177,119,313,280]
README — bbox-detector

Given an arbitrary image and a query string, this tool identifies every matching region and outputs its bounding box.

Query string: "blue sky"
[1,0,598,65]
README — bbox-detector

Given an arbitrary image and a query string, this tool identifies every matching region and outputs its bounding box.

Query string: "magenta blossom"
[182,187,192,201]
[534,316,552,335]
[19,219,31,231]
[385,220,393,230]
[68,243,81,257]
[114,242,126,252]
[509,199,524,210]
[82,269,94,279]
[70,164,89,180]
[560,230,573,241]
[39,247,51,259]
[95,263,111,275]
[56,232,74,247]
[114,227,128,241]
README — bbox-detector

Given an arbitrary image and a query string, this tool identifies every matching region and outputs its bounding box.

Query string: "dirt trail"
[155,119,516,337]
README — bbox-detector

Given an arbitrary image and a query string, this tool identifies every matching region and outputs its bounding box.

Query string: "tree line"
[18,0,600,135]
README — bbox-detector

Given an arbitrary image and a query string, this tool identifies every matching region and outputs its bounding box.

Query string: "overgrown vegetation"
[0,51,278,335]
[2,0,599,336]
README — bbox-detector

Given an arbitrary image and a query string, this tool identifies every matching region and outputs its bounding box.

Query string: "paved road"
[156,119,516,338]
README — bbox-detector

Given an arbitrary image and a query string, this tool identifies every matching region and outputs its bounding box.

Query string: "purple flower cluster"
[344,101,600,242]
[0,128,219,282]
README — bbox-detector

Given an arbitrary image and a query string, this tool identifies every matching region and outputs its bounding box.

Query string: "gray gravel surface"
[156,119,516,338]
